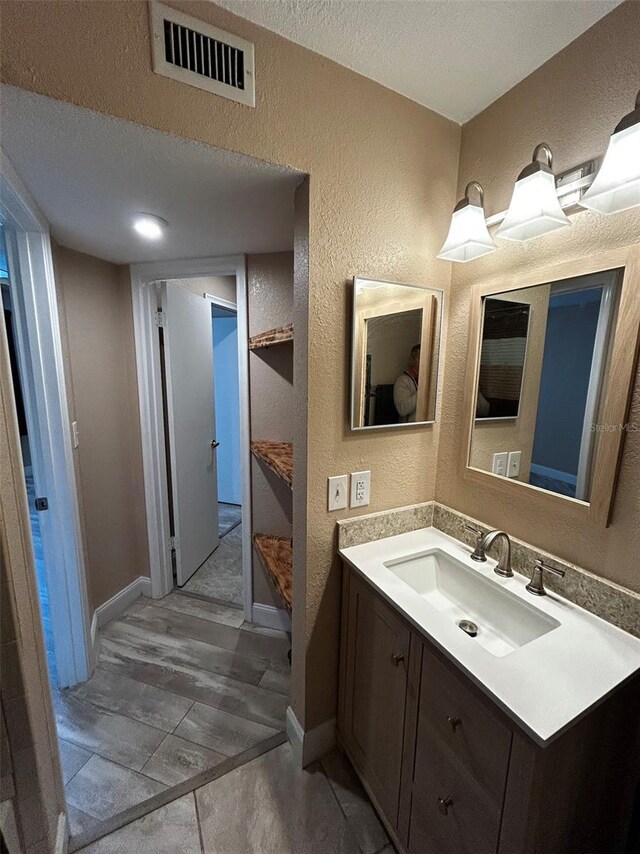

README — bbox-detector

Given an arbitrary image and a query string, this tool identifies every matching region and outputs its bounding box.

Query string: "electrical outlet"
[350,470,371,508]
[507,451,521,478]
[327,475,348,511]
[72,421,80,449]
[492,452,508,477]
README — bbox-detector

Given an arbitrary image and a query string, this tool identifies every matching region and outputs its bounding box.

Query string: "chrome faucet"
[468,528,514,578]
[526,559,565,596]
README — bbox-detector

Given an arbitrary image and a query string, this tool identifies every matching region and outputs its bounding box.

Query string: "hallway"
[55,594,290,841]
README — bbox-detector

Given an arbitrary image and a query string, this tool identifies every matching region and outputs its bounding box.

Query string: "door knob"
[438,797,453,816]
[211,439,220,449]
[391,653,405,666]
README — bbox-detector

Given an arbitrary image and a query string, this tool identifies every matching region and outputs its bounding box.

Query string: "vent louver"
[150,2,255,108]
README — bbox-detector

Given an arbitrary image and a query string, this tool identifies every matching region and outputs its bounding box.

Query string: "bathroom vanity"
[338,527,640,854]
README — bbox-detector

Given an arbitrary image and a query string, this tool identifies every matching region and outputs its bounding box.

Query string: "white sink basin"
[384,548,560,657]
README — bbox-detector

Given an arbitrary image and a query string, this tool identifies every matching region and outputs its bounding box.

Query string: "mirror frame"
[460,245,640,527]
[350,277,444,431]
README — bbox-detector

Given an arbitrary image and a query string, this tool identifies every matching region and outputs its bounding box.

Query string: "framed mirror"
[461,246,640,525]
[351,278,443,430]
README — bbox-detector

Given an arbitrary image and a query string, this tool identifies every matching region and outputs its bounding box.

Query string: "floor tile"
[196,743,363,853]
[258,661,291,695]
[141,733,226,787]
[58,738,92,784]
[321,751,389,854]
[175,701,279,757]
[218,503,242,538]
[105,612,269,687]
[54,692,165,771]
[182,523,243,604]
[156,592,244,628]
[77,794,201,853]
[65,754,165,822]
[99,635,288,729]
[67,805,100,838]
[68,667,193,732]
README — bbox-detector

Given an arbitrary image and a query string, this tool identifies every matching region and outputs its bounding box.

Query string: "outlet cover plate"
[492,452,508,477]
[350,470,371,508]
[507,451,521,478]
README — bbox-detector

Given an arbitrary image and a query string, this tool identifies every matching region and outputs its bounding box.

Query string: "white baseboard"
[252,603,291,633]
[89,610,99,673]
[286,706,336,767]
[94,576,152,630]
[55,812,68,854]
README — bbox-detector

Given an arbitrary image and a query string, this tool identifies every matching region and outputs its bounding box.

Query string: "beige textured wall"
[0,0,460,729]
[437,1,640,594]
[469,285,550,481]
[248,253,294,609]
[54,245,149,610]
[176,275,236,303]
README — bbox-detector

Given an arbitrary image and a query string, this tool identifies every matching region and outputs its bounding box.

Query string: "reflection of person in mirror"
[394,343,420,422]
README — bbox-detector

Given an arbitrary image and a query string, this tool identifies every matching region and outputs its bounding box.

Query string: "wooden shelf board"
[253,533,292,614]
[251,440,293,488]
[248,323,293,351]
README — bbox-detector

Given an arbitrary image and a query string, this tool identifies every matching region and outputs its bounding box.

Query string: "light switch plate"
[507,451,521,478]
[350,470,371,508]
[327,475,348,511]
[492,452,508,477]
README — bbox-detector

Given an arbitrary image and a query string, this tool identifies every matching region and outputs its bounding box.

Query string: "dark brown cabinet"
[340,571,410,826]
[338,562,640,854]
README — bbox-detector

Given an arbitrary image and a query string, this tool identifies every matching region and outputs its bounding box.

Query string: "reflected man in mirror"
[394,343,420,422]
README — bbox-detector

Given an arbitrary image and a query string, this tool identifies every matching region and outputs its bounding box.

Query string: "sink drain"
[458,619,478,637]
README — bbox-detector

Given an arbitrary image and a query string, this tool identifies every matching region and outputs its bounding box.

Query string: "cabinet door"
[341,570,411,827]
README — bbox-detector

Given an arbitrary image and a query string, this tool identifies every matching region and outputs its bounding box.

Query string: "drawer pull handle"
[438,797,454,816]
[391,653,405,666]
[447,715,462,731]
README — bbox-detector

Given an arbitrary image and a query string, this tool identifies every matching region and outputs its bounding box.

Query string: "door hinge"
[155,309,166,328]
[169,535,179,551]
[35,497,49,511]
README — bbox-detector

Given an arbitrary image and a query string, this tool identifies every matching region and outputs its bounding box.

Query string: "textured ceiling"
[0,86,301,264]
[216,0,622,123]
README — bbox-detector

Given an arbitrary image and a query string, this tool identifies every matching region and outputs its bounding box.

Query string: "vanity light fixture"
[437,181,496,263]
[133,213,168,240]
[580,90,640,215]
[495,143,570,242]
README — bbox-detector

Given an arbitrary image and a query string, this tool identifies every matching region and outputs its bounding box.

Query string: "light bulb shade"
[495,169,570,242]
[580,122,640,215]
[437,203,496,263]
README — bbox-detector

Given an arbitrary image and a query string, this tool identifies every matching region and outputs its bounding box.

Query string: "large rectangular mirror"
[351,278,443,429]
[462,247,640,525]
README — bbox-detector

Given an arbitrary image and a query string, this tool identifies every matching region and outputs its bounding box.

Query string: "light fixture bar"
[484,160,597,228]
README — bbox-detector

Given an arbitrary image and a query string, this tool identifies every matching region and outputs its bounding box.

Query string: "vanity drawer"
[414,644,512,805]
[407,738,501,854]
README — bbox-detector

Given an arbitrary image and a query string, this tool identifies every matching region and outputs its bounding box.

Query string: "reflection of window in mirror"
[470,269,621,502]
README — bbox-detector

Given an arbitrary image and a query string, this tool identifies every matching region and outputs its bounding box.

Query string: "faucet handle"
[464,525,486,562]
[526,558,565,596]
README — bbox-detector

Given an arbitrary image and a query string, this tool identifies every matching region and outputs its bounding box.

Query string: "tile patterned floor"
[218,502,242,538]
[181,521,243,604]
[78,743,393,854]
[56,595,290,838]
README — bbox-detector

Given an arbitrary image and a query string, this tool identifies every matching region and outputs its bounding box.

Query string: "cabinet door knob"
[438,797,454,816]
[391,653,405,666]
[447,715,462,731]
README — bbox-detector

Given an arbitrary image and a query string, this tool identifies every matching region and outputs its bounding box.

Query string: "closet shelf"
[251,440,293,488]
[248,323,293,351]
[253,534,292,615]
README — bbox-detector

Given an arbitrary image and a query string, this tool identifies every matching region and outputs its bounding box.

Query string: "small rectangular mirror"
[351,278,443,430]
[469,268,621,502]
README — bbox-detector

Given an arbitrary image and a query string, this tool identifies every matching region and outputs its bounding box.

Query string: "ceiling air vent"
[150,2,255,107]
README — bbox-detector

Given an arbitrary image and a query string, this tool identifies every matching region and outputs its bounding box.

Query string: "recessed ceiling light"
[133,213,168,240]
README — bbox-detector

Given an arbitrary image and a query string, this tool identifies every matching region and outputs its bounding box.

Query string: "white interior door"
[162,283,219,585]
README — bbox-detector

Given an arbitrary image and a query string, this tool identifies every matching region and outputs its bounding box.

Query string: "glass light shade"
[495,169,570,242]
[437,203,496,263]
[580,122,640,214]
